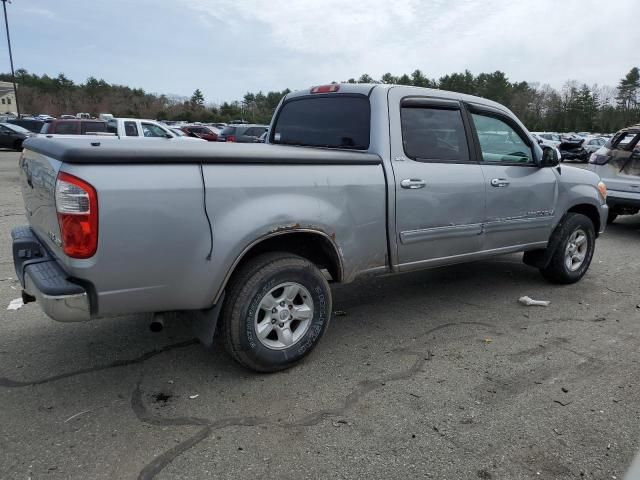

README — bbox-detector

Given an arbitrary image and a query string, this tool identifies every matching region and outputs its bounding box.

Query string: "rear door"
[466,104,557,250]
[388,89,486,269]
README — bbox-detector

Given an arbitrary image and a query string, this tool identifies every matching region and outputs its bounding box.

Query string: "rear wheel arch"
[215,229,343,304]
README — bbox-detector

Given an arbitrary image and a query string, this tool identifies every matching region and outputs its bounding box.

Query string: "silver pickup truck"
[12,83,608,372]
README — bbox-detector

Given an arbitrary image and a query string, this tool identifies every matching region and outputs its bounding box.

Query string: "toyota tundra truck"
[12,83,608,372]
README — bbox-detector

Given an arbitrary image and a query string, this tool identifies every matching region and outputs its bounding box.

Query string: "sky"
[1,0,638,104]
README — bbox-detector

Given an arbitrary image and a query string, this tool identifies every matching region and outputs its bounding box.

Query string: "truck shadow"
[0,253,542,388]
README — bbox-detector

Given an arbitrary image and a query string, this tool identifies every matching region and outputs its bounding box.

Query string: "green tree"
[190,89,205,108]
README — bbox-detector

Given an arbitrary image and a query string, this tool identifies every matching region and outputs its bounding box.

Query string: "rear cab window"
[81,122,107,135]
[53,122,79,135]
[221,126,237,136]
[271,95,370,149]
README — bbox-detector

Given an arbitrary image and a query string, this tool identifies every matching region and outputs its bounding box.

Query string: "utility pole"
[2,0,20,117]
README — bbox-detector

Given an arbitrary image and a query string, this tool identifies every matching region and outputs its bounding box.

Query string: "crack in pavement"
[0,339,198,387]
[132,321,497,480]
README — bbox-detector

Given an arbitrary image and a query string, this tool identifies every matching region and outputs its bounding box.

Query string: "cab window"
[141,123,167,137]
[471,113,533,164]
[401,107,470,162]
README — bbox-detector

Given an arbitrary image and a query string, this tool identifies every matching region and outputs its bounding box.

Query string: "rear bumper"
[12,226,91,322]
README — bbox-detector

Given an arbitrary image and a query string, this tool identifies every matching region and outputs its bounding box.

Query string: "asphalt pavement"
[1,150,639,480]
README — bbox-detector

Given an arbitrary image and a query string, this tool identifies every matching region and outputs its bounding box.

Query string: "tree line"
[1,66,639,132]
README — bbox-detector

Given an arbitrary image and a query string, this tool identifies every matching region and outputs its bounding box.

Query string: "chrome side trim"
[400,223,482,245]
[483,216,553,234]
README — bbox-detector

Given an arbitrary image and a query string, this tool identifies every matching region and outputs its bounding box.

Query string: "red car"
[180,125,219,141]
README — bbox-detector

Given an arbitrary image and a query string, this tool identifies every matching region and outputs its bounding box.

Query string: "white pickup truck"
[106,118,204,142]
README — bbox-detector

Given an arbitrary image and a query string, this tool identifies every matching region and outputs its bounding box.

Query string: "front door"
[467,107,558,250]
[389,89,486,270]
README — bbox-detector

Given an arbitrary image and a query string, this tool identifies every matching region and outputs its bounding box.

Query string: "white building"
[0,81,17,115]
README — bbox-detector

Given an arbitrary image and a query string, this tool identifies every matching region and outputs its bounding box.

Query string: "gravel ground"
[1,150,639,480]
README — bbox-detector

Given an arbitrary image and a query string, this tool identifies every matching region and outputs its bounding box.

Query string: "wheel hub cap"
[564,228,588,272]
[254,282,314,350]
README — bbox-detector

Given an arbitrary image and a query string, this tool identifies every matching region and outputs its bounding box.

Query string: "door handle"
[490,178,510,187]
[400,178,426,189]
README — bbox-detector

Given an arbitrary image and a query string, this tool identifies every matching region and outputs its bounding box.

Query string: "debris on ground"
[518,296,550,307]
[7,298,24,311]
[333,310,347,317]
[64,409,94,423]
[483,338,493,344]
[189,394,199,399]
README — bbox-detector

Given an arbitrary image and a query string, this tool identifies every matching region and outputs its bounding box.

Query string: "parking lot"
[1,149,639,479]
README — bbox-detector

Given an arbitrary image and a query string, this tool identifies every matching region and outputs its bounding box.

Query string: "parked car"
[76,113,91,119]
[531,132,561,148]
[7,118,45,134]
[558,137,588,162]
[583,136,607,154]
[41,119,110,135]
[181,125,219,141]
[59,115,76,120]
[217,124,268,143]
[14,83,607,372]
[169,127,188,137]
[106,118,205,142]
[0,122,33,150]
[37,114,55,121]
[588,124,640,223]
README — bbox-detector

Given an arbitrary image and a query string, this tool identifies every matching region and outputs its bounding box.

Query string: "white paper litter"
[7,298,24,310]
[189,394,199,399]
[518,296,550,307]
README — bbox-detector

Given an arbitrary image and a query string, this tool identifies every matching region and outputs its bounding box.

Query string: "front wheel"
[539,213,595,284]
[221,252,332,372]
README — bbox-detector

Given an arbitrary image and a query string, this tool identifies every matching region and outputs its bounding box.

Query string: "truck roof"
[285,83,512,114]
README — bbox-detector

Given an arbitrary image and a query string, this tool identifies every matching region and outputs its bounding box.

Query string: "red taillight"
[55,172,98,258]
[227,135,236,142]
[310,84,340,94]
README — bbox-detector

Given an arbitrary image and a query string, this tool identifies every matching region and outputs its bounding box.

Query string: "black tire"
[539,213,595,284]
[13,140,22,151]
[221,252,332,372]
[607,211,618,224]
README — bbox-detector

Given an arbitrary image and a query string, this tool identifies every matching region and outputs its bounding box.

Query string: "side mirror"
[541,145,560,167]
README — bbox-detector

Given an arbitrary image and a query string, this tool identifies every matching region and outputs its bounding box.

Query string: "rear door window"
[221,126,237,136]
[81,122,107,134]
[272,95,370,149]
[124,121,139,136]
[401,107,470,162]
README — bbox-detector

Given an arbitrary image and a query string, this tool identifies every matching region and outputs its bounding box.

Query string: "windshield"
[0,122,30,134]
[271,95,370,149]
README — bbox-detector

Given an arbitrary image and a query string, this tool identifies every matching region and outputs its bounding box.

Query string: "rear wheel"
[540,213,595,284]
[221,252,332,372]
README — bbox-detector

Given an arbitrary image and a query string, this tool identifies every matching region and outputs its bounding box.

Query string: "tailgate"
[18,148,65,257]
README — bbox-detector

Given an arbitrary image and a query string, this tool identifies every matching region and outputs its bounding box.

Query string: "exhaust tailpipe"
[150,313,164,333]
